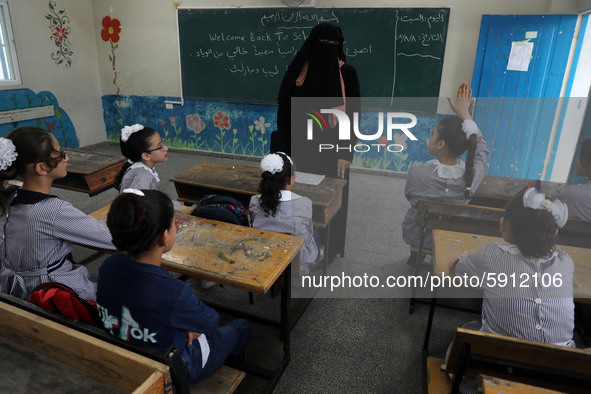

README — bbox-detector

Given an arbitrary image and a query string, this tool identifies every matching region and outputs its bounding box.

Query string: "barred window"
[0,1,20,86]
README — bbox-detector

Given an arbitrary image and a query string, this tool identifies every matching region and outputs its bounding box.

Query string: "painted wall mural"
[102,95,438,173]
[100,15,123,124]
[45,1,73,67]
[0,89,79,148]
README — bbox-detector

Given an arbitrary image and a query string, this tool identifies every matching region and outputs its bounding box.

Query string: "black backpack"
[191,194,249,226]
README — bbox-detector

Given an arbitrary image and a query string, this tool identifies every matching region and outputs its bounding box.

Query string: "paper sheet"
[507,41,533,72]
[295,171,325,186]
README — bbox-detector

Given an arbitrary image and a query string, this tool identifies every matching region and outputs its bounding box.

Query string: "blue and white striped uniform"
[0,187,116,301]
[455,242,575,347]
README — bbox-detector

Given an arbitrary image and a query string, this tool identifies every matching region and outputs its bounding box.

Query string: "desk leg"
[422,291,438,354]
[322,226,331,276]
[281,263,291,356]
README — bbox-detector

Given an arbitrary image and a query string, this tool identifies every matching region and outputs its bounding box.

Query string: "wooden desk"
[170,161,347,228]
[90,205,303,295]
[52,149,126,196]
[432,229,591,300]
[90,205,304,392]
[0,298,170,393]
[472,176,567,208]
[479,376,562,394]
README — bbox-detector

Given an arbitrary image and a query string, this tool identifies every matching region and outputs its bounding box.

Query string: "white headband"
[122,188,145,197]
[0,137,18,171]
[522,188,568,228]
[461,119,481,140]
[121,124,144,142]
[260,152,293,174]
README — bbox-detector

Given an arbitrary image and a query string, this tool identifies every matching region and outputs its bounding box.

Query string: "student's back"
[249,153,319,275]
[553,138,591,221]
[402,83,489,250]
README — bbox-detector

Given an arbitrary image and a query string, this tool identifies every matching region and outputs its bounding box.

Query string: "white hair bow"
[121,124,144,142]
[0,137,18,171]
[260,152,293,174]
[522,188,568,228]
[461,119,481,140]
[122,188,145,197]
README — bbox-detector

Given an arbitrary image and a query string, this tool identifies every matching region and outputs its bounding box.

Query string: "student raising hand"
[447,82,472,120]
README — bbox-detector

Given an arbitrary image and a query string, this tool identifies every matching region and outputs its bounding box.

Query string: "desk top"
[170,161,347,208]
[476,176,566,201]
[63,149,126,175]
[432,229,591,300]
[479,375,560,394]
[90,205,304,295]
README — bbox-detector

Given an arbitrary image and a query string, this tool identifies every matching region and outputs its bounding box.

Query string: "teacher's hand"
[337,159,351,179]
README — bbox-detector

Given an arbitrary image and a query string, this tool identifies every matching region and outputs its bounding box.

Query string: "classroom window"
[0,1,20,86]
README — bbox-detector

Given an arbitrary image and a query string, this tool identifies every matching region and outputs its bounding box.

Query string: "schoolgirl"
[448,188,573,393]
[249,152,320,275]
[116,124,168,191]
[0,127,115,301]
[553,138,591,221]
[402,82,489,253]
[97,189,251,381]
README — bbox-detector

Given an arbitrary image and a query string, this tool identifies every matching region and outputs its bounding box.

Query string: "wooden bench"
[409,199,504,314]
[0,293,245,394]
[426,328,591,394]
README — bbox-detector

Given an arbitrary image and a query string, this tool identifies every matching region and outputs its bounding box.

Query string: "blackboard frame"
[176,7,449,111]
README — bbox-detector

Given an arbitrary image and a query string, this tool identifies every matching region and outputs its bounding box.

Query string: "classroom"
[1,0,591,393]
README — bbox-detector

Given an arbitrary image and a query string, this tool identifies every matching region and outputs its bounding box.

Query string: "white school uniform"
[119,161,181,211]
[249,190,318,275]
[402,123,489,249]
[553,180,591,221]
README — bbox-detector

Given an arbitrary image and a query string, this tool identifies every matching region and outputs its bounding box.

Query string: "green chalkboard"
[178,8,449,105]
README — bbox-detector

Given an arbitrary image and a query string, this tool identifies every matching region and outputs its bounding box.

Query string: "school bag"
[29,282,100,326]
[191,194,249,226]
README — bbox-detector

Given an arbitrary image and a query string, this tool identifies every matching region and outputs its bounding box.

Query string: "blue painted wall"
[102,94,439,174]
[0,89,79,148]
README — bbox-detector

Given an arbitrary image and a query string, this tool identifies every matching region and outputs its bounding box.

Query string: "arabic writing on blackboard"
[178,8,449,104]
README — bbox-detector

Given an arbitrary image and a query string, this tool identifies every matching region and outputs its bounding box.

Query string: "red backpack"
[29,282,100,326]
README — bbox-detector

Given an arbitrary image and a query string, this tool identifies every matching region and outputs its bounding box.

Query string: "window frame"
[0,0,21,87]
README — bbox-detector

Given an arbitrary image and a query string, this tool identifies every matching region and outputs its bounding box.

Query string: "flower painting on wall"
[45,1,73,67]
[100,15,124,125]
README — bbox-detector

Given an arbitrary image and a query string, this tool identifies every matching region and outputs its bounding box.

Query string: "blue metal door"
[472,15,577,179]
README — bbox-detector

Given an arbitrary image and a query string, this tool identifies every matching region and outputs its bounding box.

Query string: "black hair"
[503,192,558,259]
[579,138,591,168]
[435,116,478,199]
[258,152,294,216]
[114,126,159,189]
[0,127,63,214]
[107,189,174,257]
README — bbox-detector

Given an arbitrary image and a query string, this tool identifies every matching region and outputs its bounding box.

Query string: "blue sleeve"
[52,200,116,250]
[170,284,220,332]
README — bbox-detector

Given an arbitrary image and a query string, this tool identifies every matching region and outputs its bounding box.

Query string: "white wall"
[91,0,580,111]
[3,0,105,146]
[3,0,581,146]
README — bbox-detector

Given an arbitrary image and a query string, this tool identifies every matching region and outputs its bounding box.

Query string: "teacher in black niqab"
[272,22,361,260]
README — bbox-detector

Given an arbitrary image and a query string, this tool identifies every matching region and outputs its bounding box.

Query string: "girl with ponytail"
[249,152,320,275]
[0,127,115,301]
[98,189,251,382]
[401,82,489,256]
